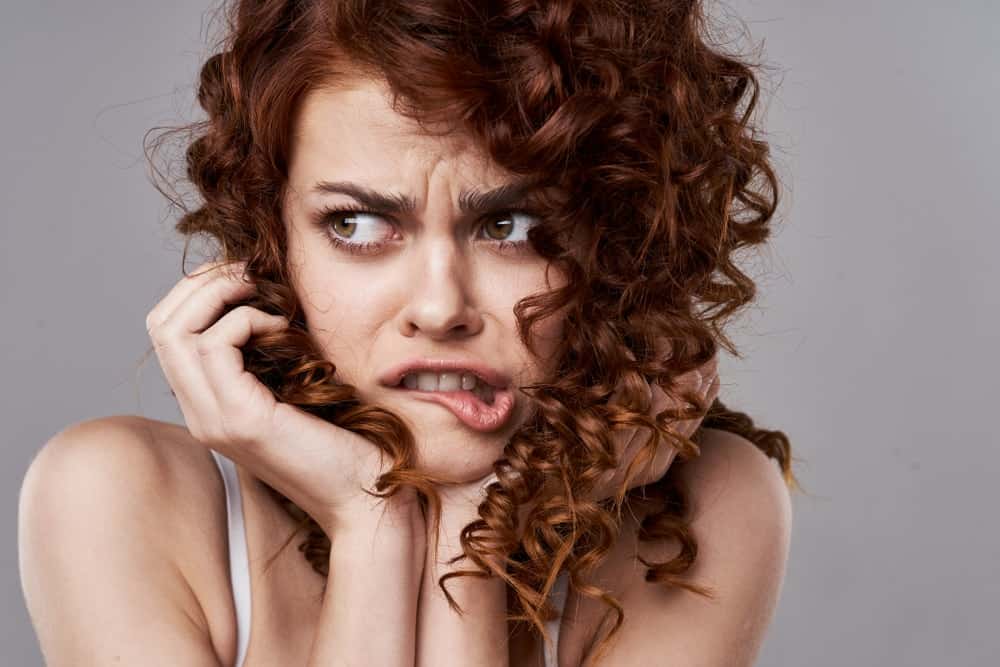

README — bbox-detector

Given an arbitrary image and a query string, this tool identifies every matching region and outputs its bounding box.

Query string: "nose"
[397,237,484,340]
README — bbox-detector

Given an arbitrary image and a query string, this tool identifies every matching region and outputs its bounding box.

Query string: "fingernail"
[479,472,499,497]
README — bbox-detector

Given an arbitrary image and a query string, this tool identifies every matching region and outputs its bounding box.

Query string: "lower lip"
[393,386,515,432]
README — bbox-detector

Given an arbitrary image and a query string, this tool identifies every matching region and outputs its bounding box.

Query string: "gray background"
[2,1,997,665]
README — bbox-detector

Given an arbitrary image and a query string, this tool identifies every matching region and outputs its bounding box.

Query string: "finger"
[608,339,697,494]
[649,376,671,414]
[675,372,721,440]
[150,329,219,444]
[672,349,719,414]
[634,380,680,480]
[592,374,667,501]
[199,306,289,417]
[149,267,258,411]
[705,372,721,405]
[699,352,720,383]
[696,354,720,406]
[146,260,231,331]
[148,263,252,440]
[149,322,221,441]
[146,260,243,333]
[159,268,259,337]
[478,471,501,499]
[592,339,678,502]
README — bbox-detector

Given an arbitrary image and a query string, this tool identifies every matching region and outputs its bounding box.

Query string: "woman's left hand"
[591,340,721,503]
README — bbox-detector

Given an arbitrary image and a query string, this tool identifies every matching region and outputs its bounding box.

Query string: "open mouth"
[389,372,514,432]
[395,371,498,405]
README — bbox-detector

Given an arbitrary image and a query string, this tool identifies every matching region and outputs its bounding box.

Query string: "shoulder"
[18,415,234,664]
[20,415,225,542]
[588,427,793,666]
[679,426,793,542]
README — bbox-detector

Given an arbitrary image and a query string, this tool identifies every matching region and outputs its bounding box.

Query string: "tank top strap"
[209,449,253,667]
[542,570,570,667]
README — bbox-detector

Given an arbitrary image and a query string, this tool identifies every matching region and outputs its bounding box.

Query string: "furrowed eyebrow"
[457,182,534,214]
[309,180,537,215]
[311,181,418,213]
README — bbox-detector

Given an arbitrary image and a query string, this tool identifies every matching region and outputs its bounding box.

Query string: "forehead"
[289,78,511,189]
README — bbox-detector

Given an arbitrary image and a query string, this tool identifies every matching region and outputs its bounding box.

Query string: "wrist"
[325,492,425,546]
[329,515,425,582]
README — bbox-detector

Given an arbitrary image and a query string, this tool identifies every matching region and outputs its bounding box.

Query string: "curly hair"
[144,0,802,662]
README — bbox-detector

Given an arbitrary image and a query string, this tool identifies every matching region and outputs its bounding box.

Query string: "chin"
[407,424,510,484]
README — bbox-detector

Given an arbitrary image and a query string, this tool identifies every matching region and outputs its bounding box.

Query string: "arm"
[416,498,509,667]
[19,417,426,667]
[139,259,427,665]
[308,498,425,667]
[18,419,225,666]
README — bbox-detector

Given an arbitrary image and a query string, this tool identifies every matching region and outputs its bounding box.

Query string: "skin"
[16,72,796,667]
[282,76,571,484]
[280,75,699,665]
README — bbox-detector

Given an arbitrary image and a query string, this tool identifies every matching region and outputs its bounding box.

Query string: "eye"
[313,206,540,256]
[316,207,395,255]
[478,210,539,251]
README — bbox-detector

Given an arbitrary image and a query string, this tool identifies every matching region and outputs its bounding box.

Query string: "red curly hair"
[145,0,802,662]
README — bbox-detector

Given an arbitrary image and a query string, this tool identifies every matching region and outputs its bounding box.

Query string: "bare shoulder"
[18,415,233,666]
[679,426,794,533]
[21,415,226,545]
[578,427,793,666]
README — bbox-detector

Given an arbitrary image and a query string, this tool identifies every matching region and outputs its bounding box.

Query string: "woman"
[19,1,799,665]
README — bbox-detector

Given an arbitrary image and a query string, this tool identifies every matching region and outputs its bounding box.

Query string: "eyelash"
[314,205,538,256]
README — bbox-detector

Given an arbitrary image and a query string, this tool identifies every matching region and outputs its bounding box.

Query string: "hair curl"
[144,0,803,662]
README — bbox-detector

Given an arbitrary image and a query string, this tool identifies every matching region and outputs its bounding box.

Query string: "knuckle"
[218,261,251,283]
[195,334,220,358]
[192,260,222,275]
[185,265,211,280]
[145,309,163,334]
[152,320,183,345]
[148,328,172,352]
[229,304,257,319]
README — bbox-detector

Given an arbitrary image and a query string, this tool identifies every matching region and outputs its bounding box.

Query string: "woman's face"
[282,76,567,482]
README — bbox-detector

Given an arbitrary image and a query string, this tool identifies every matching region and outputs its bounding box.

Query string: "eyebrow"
[309,180,536,215]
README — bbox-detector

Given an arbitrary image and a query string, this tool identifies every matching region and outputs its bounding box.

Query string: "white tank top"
[210,449,568,667]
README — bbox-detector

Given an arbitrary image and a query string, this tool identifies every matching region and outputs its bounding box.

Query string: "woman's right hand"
[145,260,418,535]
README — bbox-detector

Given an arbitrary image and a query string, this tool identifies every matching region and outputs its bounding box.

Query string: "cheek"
[500,265,570,372]
[291,269,387,379]
[531,310,567,374]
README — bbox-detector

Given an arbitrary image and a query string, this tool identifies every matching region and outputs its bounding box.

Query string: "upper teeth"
[402,371,484,392]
